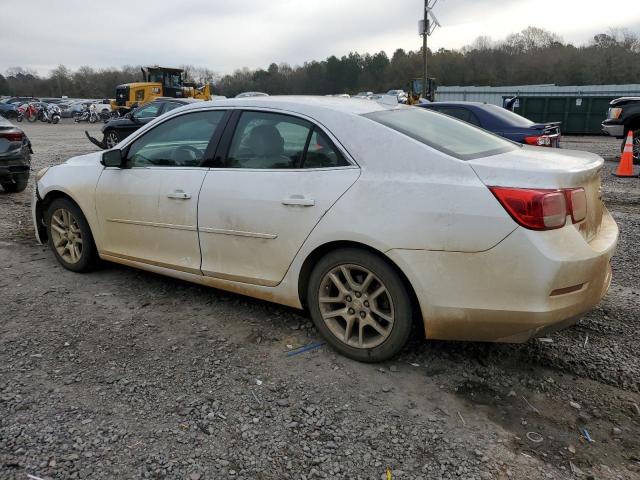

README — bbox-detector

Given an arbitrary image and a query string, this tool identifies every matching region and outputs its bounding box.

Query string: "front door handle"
[282,195,315,207]
[167,191,192,200]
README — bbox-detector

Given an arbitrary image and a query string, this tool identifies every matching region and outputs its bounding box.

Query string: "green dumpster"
[511,96,617,135]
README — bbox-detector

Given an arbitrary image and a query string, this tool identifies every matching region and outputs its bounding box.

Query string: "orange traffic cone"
[614,130,638,177]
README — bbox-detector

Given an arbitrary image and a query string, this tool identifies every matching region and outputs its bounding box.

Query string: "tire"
[52,116,60,124]
[89,114,97,124]
[1,173,29,193]
[27,112,37,123]
[104,130,120,149]
[307,248,413,362]
[621,128,640,164]
[16,115,23,122]
[45,197,98,273]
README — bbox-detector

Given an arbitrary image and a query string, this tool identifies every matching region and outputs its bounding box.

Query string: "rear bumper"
[601,122,624,138]
[0,152,30,178]
[387,209,618,343]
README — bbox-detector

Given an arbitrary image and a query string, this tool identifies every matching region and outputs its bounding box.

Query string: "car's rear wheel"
[105,130,120,149]
[307,248,413,362]
[1,173,29,193]
[46,197,98,272]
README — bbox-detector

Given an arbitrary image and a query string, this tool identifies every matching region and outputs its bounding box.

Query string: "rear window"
[484,104,535,127]
[365,107,517,160]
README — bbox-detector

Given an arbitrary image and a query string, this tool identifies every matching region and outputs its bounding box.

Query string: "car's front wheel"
[307,248,413,362]
[46,197,98,272]
[104,130,120,149]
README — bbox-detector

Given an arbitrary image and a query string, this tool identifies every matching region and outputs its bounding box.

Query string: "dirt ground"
[1,121,639,480]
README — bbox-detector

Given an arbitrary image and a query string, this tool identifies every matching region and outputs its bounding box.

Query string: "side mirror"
[101,149,125,168]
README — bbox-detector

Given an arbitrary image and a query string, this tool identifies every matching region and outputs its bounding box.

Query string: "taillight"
[524,135,551,146]
[566,187,587,223]
[0,130,24,142]
[490,187,566,230]
[489,186,587,231]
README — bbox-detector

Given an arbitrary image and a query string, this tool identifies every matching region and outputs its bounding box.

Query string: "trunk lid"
[469,146,604,242]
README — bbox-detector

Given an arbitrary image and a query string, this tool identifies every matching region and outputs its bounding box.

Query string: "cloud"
[0,0,638,75]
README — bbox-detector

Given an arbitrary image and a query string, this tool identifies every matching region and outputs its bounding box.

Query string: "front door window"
[126,110,225,167]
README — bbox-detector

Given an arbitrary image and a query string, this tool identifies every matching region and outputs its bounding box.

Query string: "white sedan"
[32,97,618,362]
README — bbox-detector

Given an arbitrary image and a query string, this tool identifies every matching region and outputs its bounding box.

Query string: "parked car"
[419,101,562,147]
[354,91,374,99]
[33,97,617,362]
[0,115,32,192]
[86,97,201,149]
[602,96,640,162]
[235,92,269,98]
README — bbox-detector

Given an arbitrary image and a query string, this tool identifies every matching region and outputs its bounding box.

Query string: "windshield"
[484,104,535,127]
[365,107,518,161]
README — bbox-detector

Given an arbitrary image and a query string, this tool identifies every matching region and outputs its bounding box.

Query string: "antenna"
[419,0,442,99]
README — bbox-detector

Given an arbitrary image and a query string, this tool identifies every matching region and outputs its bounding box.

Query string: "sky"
[1,0,639,76]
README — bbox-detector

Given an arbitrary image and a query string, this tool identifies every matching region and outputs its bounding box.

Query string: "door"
[198,110,360,286]
[95,109,227,273]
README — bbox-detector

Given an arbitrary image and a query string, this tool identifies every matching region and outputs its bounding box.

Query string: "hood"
[64,151,103,167]
[102,117,136,131]
[610,97,640,107]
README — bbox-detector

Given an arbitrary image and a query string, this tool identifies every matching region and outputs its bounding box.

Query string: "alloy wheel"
[105,131,119,149]
[633,130,640,161]
[50,208,83,264]
[318,264,394,349]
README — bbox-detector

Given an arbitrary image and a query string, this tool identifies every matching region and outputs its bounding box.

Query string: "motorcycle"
[16,102,39,123]
[37,104,61,124]
[74,104,100,123]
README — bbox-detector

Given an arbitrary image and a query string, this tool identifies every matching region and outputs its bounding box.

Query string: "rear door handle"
[167,191,192,200]
[282,196,315,207]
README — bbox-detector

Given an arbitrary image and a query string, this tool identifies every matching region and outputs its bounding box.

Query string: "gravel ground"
[1,122,639,479]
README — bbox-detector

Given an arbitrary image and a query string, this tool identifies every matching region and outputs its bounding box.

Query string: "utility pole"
[419,0,440,99]
[422,2,428,99]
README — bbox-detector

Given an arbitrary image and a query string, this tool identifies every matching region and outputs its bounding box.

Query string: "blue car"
[418,101,561,148]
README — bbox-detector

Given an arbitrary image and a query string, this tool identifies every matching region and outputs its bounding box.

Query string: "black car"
[0,116,32,193]
[86,98,201,149]
[418,101,562,148]
[602,97,640,162]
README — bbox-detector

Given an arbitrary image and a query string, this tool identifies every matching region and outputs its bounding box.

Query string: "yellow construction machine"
[111,66,211,111]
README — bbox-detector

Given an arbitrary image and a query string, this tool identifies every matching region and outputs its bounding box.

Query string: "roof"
[184,95,399,117]
[153,97,202,104]
[424,101,492,107]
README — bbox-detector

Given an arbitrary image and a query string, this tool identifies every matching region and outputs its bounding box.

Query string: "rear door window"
[226,111,312,169]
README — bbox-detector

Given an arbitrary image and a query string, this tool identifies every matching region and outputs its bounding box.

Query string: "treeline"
[2,27,639,99]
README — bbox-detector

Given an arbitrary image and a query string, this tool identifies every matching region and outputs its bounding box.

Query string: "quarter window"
[436,107,481,127]
[126,110,225,168]
[303,128,349,168]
